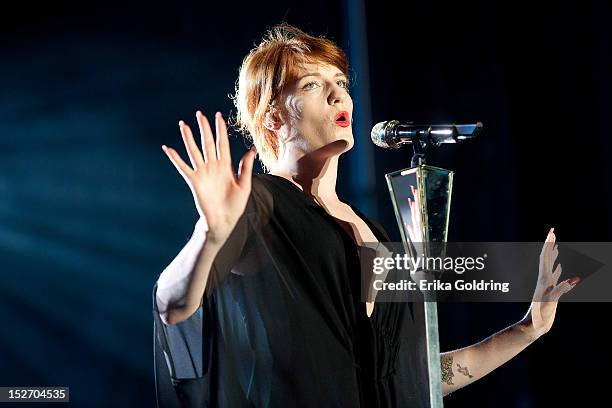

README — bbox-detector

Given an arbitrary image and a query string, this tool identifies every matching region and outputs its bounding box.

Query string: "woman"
[154,23,580,407]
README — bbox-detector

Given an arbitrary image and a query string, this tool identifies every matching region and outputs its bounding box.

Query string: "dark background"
[1,0,609,406]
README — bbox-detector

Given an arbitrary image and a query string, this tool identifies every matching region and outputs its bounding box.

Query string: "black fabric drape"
[153,174,423,407]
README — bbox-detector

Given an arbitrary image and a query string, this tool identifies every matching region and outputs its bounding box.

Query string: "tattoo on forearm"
[456,363,474,379]
[441,355,454,385]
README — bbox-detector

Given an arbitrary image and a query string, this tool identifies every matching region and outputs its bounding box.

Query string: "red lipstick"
[334,111,350,128]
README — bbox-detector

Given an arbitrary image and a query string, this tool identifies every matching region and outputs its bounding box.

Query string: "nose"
[327,82,346,106]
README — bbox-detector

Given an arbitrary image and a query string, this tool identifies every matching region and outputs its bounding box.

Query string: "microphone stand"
[380,122,481,407]
[408,126,429,168]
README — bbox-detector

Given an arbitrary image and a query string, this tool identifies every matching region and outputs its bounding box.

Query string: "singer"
[154,23,580,407]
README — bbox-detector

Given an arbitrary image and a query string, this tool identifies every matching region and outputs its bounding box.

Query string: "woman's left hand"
[518,228,580,341]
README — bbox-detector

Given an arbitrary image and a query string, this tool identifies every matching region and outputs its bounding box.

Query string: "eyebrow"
[297,72,347,81]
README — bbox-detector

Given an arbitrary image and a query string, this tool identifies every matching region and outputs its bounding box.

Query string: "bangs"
[270,42,349,103]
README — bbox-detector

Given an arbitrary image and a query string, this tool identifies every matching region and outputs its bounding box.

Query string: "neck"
[270,143,343,202]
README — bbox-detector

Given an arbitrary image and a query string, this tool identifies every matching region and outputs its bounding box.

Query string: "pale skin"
[156,112,257,325]
[157,60,581,396]
[439,228,580,396]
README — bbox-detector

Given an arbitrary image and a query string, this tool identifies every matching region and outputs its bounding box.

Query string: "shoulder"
[250,173,293,199]
[346,201,392,242]
[242,173,282,217]
[367,217,392,242]
[252,173,274,187]
[249,174,278,200]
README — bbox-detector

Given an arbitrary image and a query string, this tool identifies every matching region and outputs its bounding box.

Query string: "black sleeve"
[152,175,275,407]
[204,174,274,298]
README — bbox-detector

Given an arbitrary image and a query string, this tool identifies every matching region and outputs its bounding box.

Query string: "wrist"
[193,218,226,249]
[204,232,226,249]
[513,317,542,344]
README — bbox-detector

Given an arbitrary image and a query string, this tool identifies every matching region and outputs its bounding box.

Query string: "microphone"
[371,120,483,149]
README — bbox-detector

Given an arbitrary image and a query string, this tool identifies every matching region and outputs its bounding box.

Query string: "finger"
[550,279,576,301]
[196,111,216,163]
[408,190,420,223]
[179,121,204,170]
[552,263,562,285]
[406,224,415,243]
[548,244,559,272]
[215,112,232,163]
[411,188,422,231]
[544,245,559,276]
[237,147,256,190]
[409,197,418,222]
[540,228,555,260]
[409,198,416,219]
[162,145,193,182]
[412,186,420,209]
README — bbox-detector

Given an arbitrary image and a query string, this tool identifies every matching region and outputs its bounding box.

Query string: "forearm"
[156,217,223,325]
[441,320,536,396]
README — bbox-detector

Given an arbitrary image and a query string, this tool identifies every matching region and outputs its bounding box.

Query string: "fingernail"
[569,277,580,286]
[196,110,202,117]
[161,145,168,151]
[216,112,222,118]
[251,146,257,154]
[178,120,185,127]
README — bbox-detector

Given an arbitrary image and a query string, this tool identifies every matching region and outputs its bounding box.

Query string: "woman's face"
[276,62,354,156]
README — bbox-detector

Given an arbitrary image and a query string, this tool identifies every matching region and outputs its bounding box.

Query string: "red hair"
[231,23,349,171]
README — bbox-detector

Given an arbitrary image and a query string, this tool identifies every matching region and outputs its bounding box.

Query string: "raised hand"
[405,184,424,246]
[161,111,257,245]
[519,228,581,340]
[405,185,429,286]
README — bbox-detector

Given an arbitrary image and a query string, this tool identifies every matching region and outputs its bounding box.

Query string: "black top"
[154,173,423,407]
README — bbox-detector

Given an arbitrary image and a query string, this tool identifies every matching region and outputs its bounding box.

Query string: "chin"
[313,131,354,156]
[339,132,354,152]
[331,137,353,154]
[342,139,354,152]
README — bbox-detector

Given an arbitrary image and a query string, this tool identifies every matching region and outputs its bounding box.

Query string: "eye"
[303,81,320,90]
[336,79,349,89]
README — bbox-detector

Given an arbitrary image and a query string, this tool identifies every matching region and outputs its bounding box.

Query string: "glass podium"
[385,163,454,408]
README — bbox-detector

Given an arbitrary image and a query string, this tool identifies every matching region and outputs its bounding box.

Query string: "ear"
[264,101,286,132]
[263,110,282,131]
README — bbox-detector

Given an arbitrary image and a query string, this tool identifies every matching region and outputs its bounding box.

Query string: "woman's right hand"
[162,111,257,246]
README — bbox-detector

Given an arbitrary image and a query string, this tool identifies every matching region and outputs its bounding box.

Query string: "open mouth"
[334,111,350,127]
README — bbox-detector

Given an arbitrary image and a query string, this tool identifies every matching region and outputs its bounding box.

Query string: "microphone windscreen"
[370,121,389,148]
